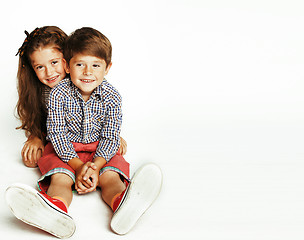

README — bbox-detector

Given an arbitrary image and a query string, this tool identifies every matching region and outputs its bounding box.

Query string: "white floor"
[1,0,304,239]
[1,102,304,240]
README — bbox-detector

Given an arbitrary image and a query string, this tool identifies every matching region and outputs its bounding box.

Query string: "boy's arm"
[68,157,106,173]
[94,99,122,162]
[68,157,84,170]
[93,156,107,170]
[47,87,79,163]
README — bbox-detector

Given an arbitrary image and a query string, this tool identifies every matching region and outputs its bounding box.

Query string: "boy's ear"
[105,62,112,75]
[63,58,70,74]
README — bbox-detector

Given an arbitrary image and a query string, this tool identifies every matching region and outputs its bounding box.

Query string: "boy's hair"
[16,26,67,140]
[64,27,112,67]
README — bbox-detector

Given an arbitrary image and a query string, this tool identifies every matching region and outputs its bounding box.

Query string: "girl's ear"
[63,58,70,74]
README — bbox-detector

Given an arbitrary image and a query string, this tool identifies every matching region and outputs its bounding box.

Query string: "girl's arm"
[119,136,127,155]
[21,135,44,168]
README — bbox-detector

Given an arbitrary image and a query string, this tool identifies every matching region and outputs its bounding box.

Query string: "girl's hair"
[16,26,67,140]
[64,27,112,67]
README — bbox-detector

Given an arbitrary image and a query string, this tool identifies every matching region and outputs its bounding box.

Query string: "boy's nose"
[84,66,93,75]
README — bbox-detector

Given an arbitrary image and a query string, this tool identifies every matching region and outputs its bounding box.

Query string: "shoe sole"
[5,183,75,239]
[110,163,163,235]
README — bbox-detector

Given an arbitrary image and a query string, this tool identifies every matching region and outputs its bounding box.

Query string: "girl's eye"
[36,66,44,70]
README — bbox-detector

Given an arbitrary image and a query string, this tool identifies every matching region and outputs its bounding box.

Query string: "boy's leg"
[47,173,74,207]
[5,142,76,238]
[98,171,126,207]
[97,151,130,209]
[37,143,75,210]
[100,163,163,235]
[6,182,76,238]
[37,142,76,193]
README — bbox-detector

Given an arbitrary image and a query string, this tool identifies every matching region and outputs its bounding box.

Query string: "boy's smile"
[67,54,111,101]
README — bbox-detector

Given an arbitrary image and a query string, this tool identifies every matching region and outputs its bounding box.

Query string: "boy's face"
[30,46,67,88]
[67,54,111,101]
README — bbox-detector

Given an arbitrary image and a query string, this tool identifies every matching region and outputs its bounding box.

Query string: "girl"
[16,26,127,167]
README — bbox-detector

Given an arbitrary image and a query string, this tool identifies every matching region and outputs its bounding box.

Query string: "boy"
[6,27,162,238]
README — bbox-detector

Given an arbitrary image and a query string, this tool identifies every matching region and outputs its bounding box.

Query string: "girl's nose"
[46,67,54,77]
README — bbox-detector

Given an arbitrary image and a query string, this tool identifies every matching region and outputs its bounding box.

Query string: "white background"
[1,0,304,239]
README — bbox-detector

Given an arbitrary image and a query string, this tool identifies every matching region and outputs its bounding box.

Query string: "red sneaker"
[38,191,68,213]
[110,163,163,235]
[112,181,129,213]
[5,183,75,238]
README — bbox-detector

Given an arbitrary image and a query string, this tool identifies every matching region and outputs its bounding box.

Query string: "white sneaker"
[5,183,75,239]
[110,163,163,235]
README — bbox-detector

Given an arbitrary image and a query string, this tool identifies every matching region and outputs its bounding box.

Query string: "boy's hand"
[70,156,106,194]
[22,136,44,167]
[75,162,99,194]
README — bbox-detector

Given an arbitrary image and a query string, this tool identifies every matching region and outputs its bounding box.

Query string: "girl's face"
[30,46,67,88]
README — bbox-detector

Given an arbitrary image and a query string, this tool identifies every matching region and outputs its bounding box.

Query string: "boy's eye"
[76,63,84,67]
[93,64,100,68]
[52,60,58,65]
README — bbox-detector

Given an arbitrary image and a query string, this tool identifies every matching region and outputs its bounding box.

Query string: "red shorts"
[37,141,130,192]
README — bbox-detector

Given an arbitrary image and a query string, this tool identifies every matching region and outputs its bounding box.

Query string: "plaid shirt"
[42,85,51,110]
[46,78,122,163]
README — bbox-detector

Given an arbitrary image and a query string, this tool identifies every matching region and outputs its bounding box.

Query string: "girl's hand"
[21,136,44,168]
[119,136,127,156]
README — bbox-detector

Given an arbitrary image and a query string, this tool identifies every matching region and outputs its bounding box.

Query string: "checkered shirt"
[42,85,51,109]
[46,78,122,163]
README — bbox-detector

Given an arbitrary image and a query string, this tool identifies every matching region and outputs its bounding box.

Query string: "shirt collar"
[93,81,104,100]
[69,78,106,101]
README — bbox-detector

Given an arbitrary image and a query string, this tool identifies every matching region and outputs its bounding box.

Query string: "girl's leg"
[47,173,74,207]
[98,171,126,208]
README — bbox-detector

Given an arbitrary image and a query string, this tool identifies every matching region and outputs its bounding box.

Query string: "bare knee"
[51,173,74,186]
[99,171,123,188]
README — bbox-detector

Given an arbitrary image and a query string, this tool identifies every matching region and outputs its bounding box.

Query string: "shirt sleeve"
[47,88,79,163]
[94,97,122,162]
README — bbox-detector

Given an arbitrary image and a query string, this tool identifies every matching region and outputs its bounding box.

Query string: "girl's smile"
[47,75,60,83]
